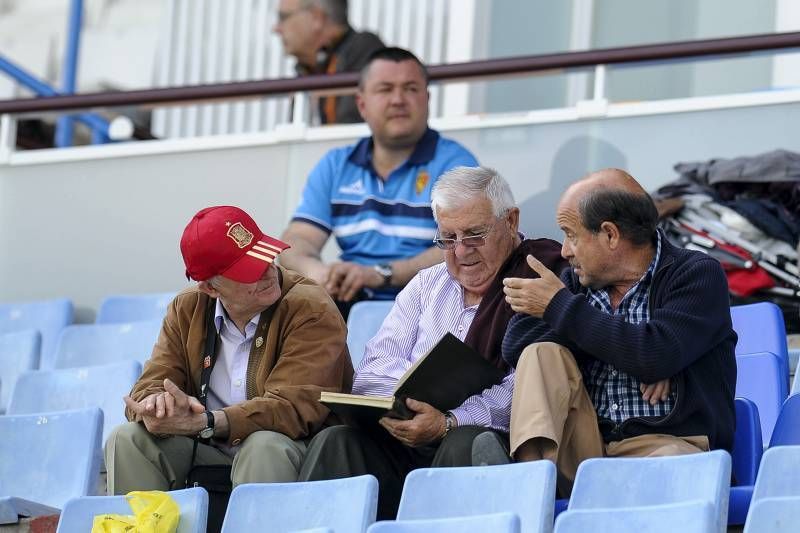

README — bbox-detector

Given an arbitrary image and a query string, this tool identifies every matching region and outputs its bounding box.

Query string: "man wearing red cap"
[105,206,352,493]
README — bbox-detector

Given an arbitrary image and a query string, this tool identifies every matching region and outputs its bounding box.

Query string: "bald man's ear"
[600,221,621,249]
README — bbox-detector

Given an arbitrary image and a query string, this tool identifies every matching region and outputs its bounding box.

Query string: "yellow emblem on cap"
[415,170,429,195]
[255,337,264,348]
[226,222,254,249]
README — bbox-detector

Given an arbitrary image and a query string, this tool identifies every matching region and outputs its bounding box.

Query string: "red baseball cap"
[180,206,290,283]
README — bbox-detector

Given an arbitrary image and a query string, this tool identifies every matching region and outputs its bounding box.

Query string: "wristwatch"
[373,263,393,288]
[443,411,456,437]
[198,411,215,439]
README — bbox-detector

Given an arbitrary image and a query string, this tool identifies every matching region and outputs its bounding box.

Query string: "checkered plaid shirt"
[583,232,675,424]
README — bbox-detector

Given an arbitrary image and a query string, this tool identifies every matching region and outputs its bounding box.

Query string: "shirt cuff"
[449,406,475,427]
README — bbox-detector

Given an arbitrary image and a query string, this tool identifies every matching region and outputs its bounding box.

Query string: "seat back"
[56,487,208,533]
[368,512,521,533]
[769,394,800,447]
[0,408,102,509]
[7,361,141,444]
[736,351,785,445]
[751,445,800,502]
[733,397,763,485]
[731,302,789,396]
[347,301,394,367]
[0,298,73,369]
[569,450,731,533]
[53,321,161,369]
[397,462,556,533]
[221,475,378,533]
[0,330,40,413]
[743,496,800,533]
[554,501,716,533]
[96,292,175,324]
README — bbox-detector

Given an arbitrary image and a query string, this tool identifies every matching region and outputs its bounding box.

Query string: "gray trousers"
[298,424,504,520]
[105,422,307,494]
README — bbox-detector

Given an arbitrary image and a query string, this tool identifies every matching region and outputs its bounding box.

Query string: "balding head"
[559,168,658,246]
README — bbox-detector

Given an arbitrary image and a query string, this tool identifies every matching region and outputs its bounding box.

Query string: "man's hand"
[379,398,447,447]
[124,378,206,436]
[640,378,671,406]
[325,261,383,301]
[503,255,566,317]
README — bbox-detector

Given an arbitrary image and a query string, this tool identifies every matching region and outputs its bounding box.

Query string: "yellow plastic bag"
[91,490,180,533]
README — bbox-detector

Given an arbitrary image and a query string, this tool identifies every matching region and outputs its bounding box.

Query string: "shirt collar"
[348,128,440,170]
[213,299,260,336]
[587,231,662,302]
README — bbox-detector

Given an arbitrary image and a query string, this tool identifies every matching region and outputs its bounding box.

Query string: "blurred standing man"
[273,0,384,124]
[280,47,478,318]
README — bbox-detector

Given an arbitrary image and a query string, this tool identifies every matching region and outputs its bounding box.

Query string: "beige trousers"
[510,342,709,495]
[105,422,308,495]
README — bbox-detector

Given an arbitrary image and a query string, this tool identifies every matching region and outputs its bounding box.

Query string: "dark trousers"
[298,424,501,519]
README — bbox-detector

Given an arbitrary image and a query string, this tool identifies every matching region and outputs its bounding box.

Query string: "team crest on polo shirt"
[226,222,253,248]
[415,170,429,195]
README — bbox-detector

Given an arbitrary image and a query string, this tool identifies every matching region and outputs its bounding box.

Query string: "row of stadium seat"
[48,445,800,532]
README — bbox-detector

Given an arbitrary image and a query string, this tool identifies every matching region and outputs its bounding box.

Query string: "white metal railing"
[151,0,466,138]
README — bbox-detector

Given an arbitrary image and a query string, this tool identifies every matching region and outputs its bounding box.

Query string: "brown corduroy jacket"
[126,266,353,445]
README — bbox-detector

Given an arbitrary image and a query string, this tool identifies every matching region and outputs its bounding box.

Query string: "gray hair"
[430,166,516,221]
[302,0,348,25]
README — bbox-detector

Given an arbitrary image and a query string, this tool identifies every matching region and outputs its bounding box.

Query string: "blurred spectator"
[273,0,384,124]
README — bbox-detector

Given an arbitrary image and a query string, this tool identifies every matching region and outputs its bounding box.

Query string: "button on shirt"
[583,232,675,424]
[291,128,478,299]
[206,300,260,454]
[353,263,514,431]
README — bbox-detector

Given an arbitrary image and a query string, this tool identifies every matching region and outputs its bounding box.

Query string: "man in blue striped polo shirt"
[279,47,478,318]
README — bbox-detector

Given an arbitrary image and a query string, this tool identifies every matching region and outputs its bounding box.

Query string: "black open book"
[320,332,506,424]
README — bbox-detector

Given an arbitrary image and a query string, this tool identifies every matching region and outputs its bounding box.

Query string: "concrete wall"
[2,97,799,320]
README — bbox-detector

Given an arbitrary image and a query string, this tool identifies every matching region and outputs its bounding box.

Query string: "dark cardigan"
[502,236,738,452]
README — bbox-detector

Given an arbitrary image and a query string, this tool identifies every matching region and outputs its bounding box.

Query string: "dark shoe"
[471,431,512,466]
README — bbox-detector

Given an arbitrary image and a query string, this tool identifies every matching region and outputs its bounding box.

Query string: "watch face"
[199,427,214,439]
[375,264,392,277]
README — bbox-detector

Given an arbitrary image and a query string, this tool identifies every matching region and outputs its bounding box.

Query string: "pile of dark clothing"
[653,149,800,332]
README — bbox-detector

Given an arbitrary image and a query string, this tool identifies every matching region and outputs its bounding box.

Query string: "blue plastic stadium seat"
[769,393,800,447]
[728,397,762,525]
[53,321,161,368]
[397,462,556,533]
[731,302,789,397]
[743,496,800,533]
[751,446,800,502]
[96,292,175,324]
[0,407,103,524]
[221,475,378,533]
[554,501,716,533]
[7,360,140,444]
[347,301,394,367]
[736,351,785,446]
[0,329,40,413]
[792,358,800,395]
[568,451,731,533]
[56,487,208,533]
[0,298,73,369]
[369,513,521,533]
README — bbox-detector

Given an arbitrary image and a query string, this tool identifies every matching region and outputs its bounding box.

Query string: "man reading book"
[298,166,567,519]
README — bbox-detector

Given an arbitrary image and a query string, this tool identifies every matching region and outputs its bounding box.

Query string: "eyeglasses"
[432,222,497,250]
[276,7,308,23]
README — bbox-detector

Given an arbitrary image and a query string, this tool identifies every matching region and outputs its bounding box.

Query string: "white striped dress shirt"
[353,262,514,432]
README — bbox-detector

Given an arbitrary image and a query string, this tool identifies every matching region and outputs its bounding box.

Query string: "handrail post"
[592,64,607,102]
[0,114,15,163]
[55,0,84,148]
[291,91,308,127]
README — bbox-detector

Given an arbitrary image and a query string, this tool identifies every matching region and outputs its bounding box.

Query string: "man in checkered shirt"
[476,168,737,497]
